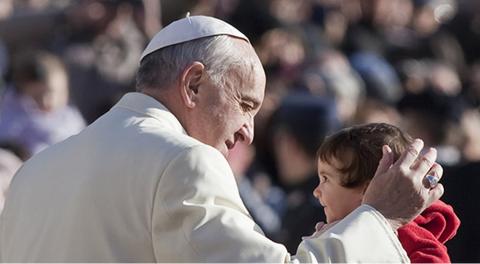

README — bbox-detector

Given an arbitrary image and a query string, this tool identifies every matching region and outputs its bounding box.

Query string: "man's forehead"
[140,15,250,62]
[231,63,265,104]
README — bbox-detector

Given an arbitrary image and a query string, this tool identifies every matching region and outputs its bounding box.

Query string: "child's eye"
[320,175,328,183]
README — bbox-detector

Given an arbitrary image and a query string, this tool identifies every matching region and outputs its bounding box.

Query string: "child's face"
[313,158,366,223]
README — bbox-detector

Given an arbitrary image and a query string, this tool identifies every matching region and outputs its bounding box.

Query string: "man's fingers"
[395,139,424,169]
[428,162,443,181]
[428,183,444,204]
[412,147,438,177]
[375,145,394,176]
[424,162,443,189]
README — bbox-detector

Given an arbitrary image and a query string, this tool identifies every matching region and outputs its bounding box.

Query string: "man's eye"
[241,103,254,111]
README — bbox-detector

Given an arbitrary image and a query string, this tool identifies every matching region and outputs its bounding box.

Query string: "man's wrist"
[386,219,402,232]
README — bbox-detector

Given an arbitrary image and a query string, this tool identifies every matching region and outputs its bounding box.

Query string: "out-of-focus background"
[0,0,479,261]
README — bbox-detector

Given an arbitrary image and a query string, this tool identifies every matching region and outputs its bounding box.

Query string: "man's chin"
[219,145,229,157]
[222,151,229,158]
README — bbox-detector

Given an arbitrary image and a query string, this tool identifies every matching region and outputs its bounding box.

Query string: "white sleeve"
[152,144,409,263]
[293,205,410,263]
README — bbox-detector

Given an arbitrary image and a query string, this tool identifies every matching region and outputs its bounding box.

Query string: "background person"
[0,148,22,213]
[264,93,339,252]
[0,50,85,157]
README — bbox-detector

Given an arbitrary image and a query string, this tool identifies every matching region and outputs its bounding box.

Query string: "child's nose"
[313,185,321,198]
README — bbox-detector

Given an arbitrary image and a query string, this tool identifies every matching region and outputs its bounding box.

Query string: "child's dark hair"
[317,123,413,188]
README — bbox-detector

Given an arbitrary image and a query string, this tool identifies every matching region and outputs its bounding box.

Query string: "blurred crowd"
[0,0,479,261]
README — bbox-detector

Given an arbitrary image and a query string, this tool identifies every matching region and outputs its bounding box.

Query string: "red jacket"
[398,200,460,263]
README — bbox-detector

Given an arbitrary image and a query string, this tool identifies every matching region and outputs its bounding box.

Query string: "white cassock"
[0,93,408,262]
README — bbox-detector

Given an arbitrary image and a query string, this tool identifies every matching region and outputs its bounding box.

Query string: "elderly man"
[0,16,443,262]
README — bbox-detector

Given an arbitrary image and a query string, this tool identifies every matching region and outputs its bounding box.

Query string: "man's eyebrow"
[241,95,261,106]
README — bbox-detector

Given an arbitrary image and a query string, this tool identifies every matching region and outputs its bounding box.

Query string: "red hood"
[398,200,461,263]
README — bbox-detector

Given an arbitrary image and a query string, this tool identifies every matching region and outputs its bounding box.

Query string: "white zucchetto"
[140,15,249,62]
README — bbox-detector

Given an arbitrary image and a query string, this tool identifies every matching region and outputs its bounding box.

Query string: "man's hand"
[362,139,444,230]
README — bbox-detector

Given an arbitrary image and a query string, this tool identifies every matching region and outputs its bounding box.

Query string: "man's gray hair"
[136,35,243,91]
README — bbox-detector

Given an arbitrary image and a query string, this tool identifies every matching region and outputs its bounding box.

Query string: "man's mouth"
[226,140,236,150]
[226,133,243,150]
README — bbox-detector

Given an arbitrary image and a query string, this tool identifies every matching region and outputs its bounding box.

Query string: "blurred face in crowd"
[0,0,12,20]
[20,68,69,112]
[14,52,69,113]
[313,157,366,223]
[183,38,265,157]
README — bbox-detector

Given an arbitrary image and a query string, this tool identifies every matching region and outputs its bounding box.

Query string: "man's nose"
[238,120,254,145]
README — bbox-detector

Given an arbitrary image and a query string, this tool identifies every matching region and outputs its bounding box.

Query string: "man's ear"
[179,62,205,109]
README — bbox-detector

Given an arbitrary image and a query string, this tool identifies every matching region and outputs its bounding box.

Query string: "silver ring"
[424,174,440,189]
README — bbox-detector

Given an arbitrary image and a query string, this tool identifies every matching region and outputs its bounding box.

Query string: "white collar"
[114,92,187,135]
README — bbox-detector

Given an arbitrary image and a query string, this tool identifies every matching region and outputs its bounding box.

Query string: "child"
[313,123,460,263]
[0,50,85,157]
